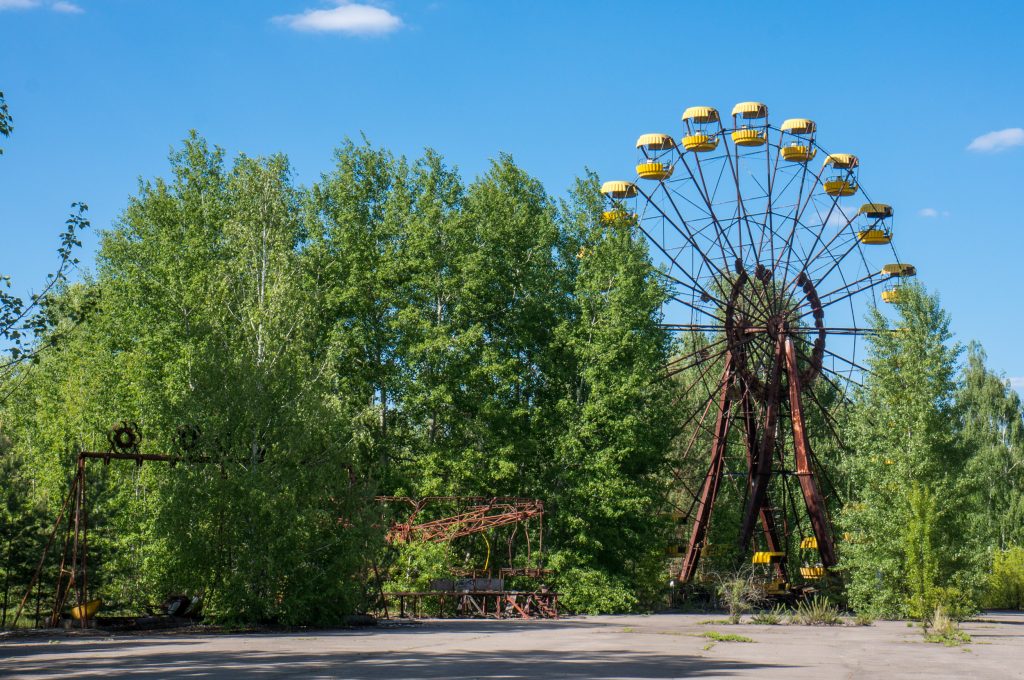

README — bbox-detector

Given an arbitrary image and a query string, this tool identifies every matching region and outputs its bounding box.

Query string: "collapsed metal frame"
[374,496,557,619]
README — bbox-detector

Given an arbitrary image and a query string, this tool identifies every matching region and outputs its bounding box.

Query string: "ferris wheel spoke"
[791,332,873,375]
[656,183,737,281]
[786,203,860,297]
[772,166,828,284]
[759,136,785,267]
[631,213,729,311]
[666,335,729,369]
[718,136,760,262]
[656,269,728,312]
[789,344,858,404]
[805,273,888,316]
[674,150,741,266]
[638,192,769,321]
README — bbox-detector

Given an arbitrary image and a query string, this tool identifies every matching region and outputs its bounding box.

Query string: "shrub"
[790,595,842,625]
[923,604,971,646]
[750,604,787,625]
[555,568,638,614]
[716,572,765,624]
[851,611,875,626]
[983,546,1024,610]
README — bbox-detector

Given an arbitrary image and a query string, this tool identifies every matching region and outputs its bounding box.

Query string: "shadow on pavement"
[2,645,786,679]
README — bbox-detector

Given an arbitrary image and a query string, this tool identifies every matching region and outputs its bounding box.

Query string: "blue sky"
[1,0,1023,389]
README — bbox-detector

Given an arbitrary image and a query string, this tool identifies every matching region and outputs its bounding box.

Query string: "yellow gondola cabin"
[681,106,721,152]
[857,203,893,244]
[780,118,817,163]
[822,153,859,196]
[635,133,675,180]
[731,101,768,147]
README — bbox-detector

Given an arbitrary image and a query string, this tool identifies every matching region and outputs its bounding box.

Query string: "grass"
[749,604,787,625]
[851,612,875,626]
[698,631,755,643]
[789,595,842,626]
[923,605,971,647]
[698,618,732,625]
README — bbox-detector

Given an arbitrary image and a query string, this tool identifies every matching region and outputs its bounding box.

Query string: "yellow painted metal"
[682,133,719,152]
[881,263,916,277]
[731,101,768,119]
[731,129,767,147]
[751,550,785,564]
[600,180,638,199]
[800,536,818,550]
[881,288,903,303]
[636,133,675,150]
[823,153,859,169]
[765,580,790,595]
[70,598,102,621]
[601,208,636,224]
[857,229,892,244]
[636,161,674,180]
[781,118,816,134]
[800,566,826,579]
[823,180,858,197]
[781,144,816,162]
[858,203,893,218]
[682,106,720,124]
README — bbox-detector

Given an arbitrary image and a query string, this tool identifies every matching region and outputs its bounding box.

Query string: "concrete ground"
[1,611,1023,679]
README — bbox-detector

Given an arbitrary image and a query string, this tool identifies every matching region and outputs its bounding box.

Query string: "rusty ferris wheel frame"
[601,102,916,584]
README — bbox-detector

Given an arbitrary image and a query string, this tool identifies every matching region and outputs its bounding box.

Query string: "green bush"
[983,546,1024,610]
[555,567,638,614]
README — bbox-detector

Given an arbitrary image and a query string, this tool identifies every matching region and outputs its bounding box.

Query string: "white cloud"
[919,208,939,218]
[275,2,402,35]
[0,0,83,11]
[1008,377,1024,393]
[0,0,41,9]
[51,1,83,12]
[967,128,1024,153]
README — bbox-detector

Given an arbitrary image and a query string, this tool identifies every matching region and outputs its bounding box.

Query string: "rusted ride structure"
[602,103,915,592]
[375,496,557,619]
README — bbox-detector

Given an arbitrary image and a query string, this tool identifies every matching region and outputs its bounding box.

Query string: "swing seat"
[70,598,102,620]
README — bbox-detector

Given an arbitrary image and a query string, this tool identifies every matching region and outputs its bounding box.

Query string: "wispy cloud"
[274,1,402,35]
[918,208,950,218]
[825,204,858,227]
[1008,377,1024,393]
[0,0,41,9]
[51,1,83,13]
[967,128,1024,153]
[0,0,83,11]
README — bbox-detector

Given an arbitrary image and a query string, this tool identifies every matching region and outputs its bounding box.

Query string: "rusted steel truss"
[377,496,544,545]
[678,330,837,583]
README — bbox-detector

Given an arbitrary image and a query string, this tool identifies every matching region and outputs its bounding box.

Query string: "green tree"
[546,176,675,613]
[841,283,979,617]
[957,343,1024,550]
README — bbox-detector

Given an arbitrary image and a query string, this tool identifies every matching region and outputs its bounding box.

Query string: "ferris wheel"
[601,102,916,586]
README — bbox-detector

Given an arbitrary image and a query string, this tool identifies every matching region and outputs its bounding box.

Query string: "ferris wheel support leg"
[679,354,735,583]
[738,340,785,551]
[740,389,787,581]
[784,337,838,567]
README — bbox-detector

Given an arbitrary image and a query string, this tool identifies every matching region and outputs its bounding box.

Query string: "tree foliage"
[1,135,675,622]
